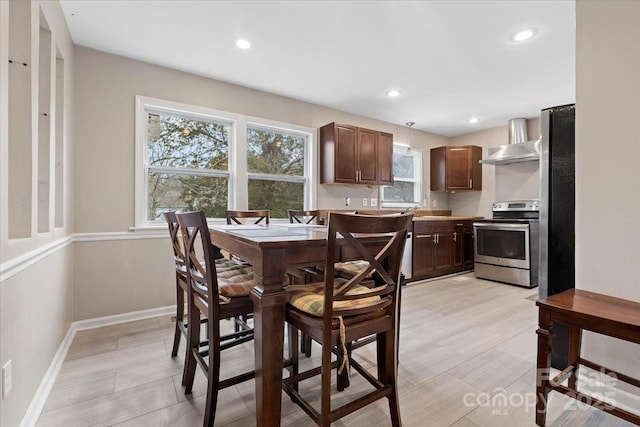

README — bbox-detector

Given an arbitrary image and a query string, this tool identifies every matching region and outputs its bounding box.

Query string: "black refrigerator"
[539,103,575,369]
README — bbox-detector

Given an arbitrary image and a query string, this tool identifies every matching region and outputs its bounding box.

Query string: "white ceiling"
[59,0,575,137]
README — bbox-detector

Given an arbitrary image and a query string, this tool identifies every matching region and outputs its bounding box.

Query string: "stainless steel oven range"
[473,200,539,288]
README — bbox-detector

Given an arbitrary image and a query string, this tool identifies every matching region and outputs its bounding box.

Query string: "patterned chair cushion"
[214,260,256,298]
[287,282,380,317]
[215,258,251,272]
[333,260,373,279]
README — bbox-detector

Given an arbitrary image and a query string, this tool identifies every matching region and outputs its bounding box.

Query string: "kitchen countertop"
[412,215,483,221]
[318,209,482,222]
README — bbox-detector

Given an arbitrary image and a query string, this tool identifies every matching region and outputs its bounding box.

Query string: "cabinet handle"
[453,232,457,242]
[456,223,464,226]
[470,179,473,188]
[433,234,436,244]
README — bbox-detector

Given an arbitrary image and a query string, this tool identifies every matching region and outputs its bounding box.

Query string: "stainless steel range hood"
[480,118,540,165]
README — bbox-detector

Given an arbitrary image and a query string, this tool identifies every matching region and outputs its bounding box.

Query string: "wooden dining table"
[209,223,388,426]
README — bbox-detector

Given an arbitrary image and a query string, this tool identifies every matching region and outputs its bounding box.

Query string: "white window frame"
[380,145,423,209]
[245,121,314,215]
[134,96,316,229]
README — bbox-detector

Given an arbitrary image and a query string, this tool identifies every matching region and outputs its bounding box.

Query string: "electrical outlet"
[370,198,378,207]
[344,197,350,206]
[362,198,368,207]
[2,360,12,399]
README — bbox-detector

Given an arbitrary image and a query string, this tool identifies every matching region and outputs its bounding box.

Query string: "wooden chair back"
[288,209,320,224]
[176,211,221,313]
[226,209,270,225]
[323,212,413,322]
[163,211,187,278]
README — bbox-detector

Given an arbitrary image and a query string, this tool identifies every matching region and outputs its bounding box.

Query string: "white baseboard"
[72,305,175,331]
[20,305,175,427]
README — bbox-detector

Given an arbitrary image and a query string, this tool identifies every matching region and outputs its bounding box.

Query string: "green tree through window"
[247,127,306,217]
[146,113,230,220]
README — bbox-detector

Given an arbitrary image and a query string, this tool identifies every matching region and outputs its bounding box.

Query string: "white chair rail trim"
[0,236,73,282]
[1,232,167,282]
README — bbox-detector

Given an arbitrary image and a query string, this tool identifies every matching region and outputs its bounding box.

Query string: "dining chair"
[288,209,320,225]
[224,209,270,331]
[283,212,413,426]
[225,209,270,225]
[176,211,257,427]
[163,211,253,384]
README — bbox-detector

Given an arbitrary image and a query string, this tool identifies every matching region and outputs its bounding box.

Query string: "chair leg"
[321,342,333,427]
[378,329,401,426]
[184,299,200,392]
[203,329,221,427]
[301,333,312,357]
[172,278,184,358]
[287,324,299,392]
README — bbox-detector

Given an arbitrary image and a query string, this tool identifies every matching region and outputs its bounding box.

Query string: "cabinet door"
[357,128,377,184]
[413,233,435,276]
[434,231,453,272]
[430,146,447,192]
[377,132,394,185]
[446,147,474,190]
[453,224,464,267]
[463,225,474,266]
[335,125,358,183]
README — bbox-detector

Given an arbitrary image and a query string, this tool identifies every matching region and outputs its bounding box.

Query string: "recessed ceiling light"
[468,117,480,124]
[236,39,251,49]
[386,89,401,98]
[511,28,538,42]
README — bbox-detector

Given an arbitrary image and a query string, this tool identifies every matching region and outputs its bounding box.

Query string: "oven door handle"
[473,222,529,230]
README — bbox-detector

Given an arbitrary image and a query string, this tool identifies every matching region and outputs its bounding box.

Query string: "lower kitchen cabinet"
[412,219,474,281]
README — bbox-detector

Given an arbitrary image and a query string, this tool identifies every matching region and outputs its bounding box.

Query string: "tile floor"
[36,273,635,426]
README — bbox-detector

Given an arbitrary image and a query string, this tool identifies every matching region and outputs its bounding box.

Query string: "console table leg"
[536,309,552,426]
[568,326,582,390]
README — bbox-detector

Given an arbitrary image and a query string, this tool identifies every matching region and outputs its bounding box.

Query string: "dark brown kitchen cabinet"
[412,221,454,277]
[413,229,436,276]
[412,219,475,281]
[377,131,394,185]
[430,145,482,192]
[453,220,475,268]
[463,222,475,267]
[320,122,394,185]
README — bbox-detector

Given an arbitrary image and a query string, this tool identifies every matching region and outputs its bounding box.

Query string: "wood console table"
[536,289,640,426]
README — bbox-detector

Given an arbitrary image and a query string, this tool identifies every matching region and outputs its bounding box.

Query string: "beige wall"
[72,47,451,319]
[74,47,450,232]
[449,118,541,218]
[0,246,74,426]
[0,3,75,426]
[575,0,640,378]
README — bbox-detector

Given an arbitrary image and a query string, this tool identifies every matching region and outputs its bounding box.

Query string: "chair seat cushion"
[333,260,372,278]
[216,262,256,298]
[287,282,380,317]
[215,258,251,272]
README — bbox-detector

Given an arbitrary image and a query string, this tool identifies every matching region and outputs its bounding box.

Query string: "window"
[380,146,423,208]
[247,125,307,218]
[135,97,315,227]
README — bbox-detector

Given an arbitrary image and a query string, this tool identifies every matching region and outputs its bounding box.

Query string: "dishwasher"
[400,230,412,281]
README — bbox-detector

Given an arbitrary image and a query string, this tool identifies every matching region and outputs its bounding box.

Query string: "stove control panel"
[492,200,539,212]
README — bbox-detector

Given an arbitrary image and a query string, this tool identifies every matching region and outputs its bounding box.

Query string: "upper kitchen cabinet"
[320,122,393,185]
[430,145,482,192]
